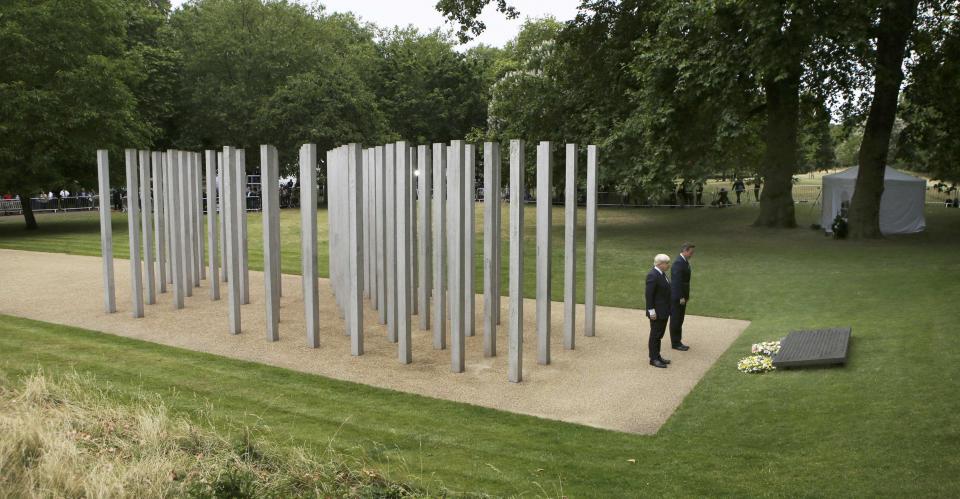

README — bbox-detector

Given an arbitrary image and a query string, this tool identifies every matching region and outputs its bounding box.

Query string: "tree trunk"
[753,68,801,228]
[848,0,919,239]
[18,192,38,230]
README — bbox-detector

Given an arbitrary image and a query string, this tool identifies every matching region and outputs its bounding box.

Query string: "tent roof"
[823,166,925,184]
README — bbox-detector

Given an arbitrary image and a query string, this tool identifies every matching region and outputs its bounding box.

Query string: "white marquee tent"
[821,166,926,234]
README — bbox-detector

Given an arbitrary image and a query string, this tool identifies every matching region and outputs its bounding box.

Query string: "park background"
[1,0,959,497]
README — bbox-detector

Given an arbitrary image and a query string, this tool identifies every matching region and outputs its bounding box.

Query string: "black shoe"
[659,357,671,365]
[672,344,690,351]
[649,359,668,368]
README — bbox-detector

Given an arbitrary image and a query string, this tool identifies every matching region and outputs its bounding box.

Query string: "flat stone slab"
[773,327,851,368]
[0,248,749,434]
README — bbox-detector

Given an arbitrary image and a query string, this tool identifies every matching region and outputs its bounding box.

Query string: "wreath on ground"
[737,340,781,374]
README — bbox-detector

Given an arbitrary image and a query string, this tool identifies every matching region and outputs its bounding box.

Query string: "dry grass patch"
[0,370,426,498]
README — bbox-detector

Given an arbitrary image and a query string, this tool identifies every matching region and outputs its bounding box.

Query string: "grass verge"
[1,205,959,496]
[0,369,430,497]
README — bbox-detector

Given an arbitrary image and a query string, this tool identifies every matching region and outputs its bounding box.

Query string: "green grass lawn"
[1,205,959,496]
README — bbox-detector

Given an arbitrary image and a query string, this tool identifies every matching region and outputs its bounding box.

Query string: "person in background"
[753,174,762,202]
[645,254,673,369]
[733,178,746,204]
[717,188,731,207]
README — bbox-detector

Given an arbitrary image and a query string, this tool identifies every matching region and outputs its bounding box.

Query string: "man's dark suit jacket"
[671,255,691,301]
[645,268,671,319]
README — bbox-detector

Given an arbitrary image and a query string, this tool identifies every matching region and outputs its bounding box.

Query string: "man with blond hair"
[646,254,672,368]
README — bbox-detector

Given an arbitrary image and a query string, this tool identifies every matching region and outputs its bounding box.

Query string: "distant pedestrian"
[733,178,745,204]
[753,175,762,202]
[112,188,123,211]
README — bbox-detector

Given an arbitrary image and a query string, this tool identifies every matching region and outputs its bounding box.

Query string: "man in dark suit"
[646,254,673,368]
[670,242,695,351]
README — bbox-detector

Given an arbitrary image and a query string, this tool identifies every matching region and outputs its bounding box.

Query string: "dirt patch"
[0,249,748,434]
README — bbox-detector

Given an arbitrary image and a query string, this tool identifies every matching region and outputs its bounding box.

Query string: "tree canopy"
[899,4,960,183]
[2,0,958,233]
[0,0,155,228]
[440,0,958,233]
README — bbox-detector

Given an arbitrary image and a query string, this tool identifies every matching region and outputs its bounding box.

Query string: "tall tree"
[749,2,811,227]
[124,0,180,150]
[486,18,567,143]
[798,93,837,173]
[167,0,383,167]
[373,27,493,144]
[896,2,960,183]
[0,0,150,229]
[435,0,519,42]
[256,67,385,173]
[848,0,921,238]
[623,1,861,222]
[440,1,859,225]
[624,2,767,200]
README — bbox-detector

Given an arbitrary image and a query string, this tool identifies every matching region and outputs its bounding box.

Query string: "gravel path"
[0,249,748,434]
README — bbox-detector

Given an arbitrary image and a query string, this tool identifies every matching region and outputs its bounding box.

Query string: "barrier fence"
[927,187,960,205]
[0,196,101,215]
[590,185,823,207]
[4,182,955,217]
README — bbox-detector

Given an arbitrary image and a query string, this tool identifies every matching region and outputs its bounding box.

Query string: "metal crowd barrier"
[58,196,99,211]
[120,195,264,213]
[926,187,959,205]
[0,196,101,216]
[0,199,22,216]
[30,197,60,213]
[594,184,823,207]
[7,184,952,217]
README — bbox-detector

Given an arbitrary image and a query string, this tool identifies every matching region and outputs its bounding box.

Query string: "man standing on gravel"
[646,254,673,368]
[670,243,695,352]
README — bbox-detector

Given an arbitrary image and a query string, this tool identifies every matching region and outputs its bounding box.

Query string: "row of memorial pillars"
[95,148,248,319]
[96,145,321,348]
[223,143,311,347]
[508,141,600,381]
[96,141,596,383]
[325,140,599,382]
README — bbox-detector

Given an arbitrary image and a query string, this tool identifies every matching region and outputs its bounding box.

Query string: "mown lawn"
[1,205,959,496]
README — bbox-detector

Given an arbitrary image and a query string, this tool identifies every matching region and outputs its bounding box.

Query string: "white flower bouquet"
[737,354,775,374]
[750,340,781,357]
[738,339,781,374]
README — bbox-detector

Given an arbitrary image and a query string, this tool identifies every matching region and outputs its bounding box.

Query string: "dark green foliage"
[799,94,838,173]
[435,0,519,43]
[899,5,960,182]
[441,1,957,231]
[848,0,921,239]
[373,27,495,145]
[165,0,384,168]
[3,0,958,234]
[0,0,154,227]
[0,0,500,227]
